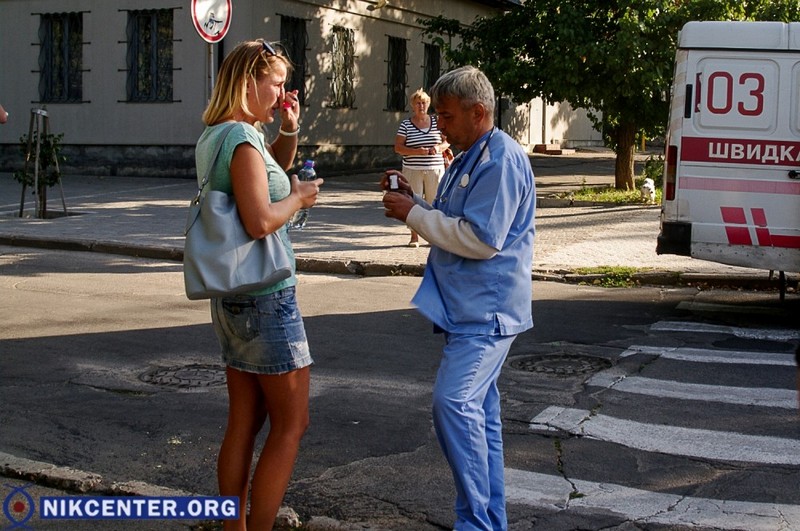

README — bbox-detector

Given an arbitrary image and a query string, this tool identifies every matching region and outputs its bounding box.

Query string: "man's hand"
[380,170,413,196]
[381,170,415,221]
[382,191,415,222]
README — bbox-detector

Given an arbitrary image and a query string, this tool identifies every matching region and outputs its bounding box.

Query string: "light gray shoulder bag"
[183,124,292,300]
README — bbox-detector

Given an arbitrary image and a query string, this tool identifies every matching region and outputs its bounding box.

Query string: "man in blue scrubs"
[382,66,536,530]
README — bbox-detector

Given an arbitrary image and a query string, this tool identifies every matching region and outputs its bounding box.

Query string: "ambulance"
[657,21,800,281]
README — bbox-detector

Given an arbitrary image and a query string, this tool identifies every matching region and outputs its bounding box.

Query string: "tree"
[422,0,800,190]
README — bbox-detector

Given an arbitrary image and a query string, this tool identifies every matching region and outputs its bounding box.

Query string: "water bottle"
[288,160,316,230]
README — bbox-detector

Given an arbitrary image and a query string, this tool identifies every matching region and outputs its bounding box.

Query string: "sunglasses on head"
[261,41,278,56]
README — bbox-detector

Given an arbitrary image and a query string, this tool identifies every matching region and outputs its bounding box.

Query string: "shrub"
[639,154,664,189]
[13,132,66,189]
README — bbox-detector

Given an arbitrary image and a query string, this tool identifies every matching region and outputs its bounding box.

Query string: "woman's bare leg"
[247,366,311,530]
[218,367,267,531]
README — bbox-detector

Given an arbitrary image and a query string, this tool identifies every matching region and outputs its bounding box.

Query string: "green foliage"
[13,132,66,189]
[422,2,679,143]
[566,183,661,205]
[641,154,664,188]
[421,0,800,187]
[573,266,647,288]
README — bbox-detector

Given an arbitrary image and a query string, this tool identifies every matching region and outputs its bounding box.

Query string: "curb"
[0,451,189,497]
[0,235,184,262]
[0,234,782,290]
[296,257,425,277]
[535,269,788,290]
[536,197,661,209]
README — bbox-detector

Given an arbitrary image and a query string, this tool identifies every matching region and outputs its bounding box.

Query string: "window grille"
[386,36,406,111]
[280,16,308,105]
[126,9,174,102]
[39,12,83,103]
[423,43,441,93]
[330,26,355,108]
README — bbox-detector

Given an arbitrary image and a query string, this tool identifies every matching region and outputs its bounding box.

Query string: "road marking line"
[588,373,796,409]
[650,321,800,341]
[621,345,795,366]
[530,406,800,465]
[505,468,800,530]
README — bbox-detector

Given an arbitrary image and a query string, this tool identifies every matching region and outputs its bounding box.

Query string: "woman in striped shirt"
[394,88,449,247]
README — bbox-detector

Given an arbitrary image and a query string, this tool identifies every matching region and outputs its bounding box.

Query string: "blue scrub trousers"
[432,332,517,531]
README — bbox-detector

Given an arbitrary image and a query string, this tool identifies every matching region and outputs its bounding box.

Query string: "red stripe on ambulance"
[681,136,800,167]
[720,207,753,245]
[719,207,800,249]
[679,176,800,195]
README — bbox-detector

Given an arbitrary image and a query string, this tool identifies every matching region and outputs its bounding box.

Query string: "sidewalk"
[0,151,764,286]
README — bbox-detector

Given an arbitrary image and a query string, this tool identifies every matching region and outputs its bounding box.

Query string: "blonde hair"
[410,88,430,104]
[202,39,292,125]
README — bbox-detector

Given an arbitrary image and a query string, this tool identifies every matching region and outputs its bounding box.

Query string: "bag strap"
[194,122,238,201]
[186,123,237,235]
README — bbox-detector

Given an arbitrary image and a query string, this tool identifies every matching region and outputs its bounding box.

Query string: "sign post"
[190,0,232,98]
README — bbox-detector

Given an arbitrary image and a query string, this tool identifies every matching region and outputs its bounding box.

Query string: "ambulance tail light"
[664,145,677,201]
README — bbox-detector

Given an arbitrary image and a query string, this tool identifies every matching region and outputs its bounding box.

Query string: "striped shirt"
[397,116,445,170]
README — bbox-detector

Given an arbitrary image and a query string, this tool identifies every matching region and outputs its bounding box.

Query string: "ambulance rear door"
[660,21,800,272]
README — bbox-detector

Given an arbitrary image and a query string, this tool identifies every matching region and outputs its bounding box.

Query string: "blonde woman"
[394,88,449,247]
[196,39,322,530]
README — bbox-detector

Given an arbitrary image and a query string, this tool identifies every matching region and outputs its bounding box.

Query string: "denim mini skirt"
[210,287,312,375]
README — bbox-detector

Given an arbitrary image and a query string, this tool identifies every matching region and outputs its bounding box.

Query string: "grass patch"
[568,185,661,205]
[557,155,665,205]
[573,266,647,287]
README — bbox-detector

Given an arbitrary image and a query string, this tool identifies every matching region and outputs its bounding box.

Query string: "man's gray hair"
[430,65,495,116]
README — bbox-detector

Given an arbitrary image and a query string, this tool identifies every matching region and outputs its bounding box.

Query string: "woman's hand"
[270,89,301,171]
[279,89,300,132]
[291,174,324,209]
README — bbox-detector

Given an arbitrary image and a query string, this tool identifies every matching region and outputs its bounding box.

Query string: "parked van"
[657,21,800,276]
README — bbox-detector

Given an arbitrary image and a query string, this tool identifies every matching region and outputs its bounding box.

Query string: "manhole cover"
[509,354,611,376]
[139,364,226,388]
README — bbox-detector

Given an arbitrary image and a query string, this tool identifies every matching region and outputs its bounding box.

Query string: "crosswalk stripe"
[587,372,797,409]
[621,344,795,366]
[505,468,800,530]
[651,320,800,341]
[530,406,800,465]
[520,316,800,526]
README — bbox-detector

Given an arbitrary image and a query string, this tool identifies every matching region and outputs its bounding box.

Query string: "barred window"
[280,16,308,105]
[386,36,406,112]
[126,9,174,102]
[329,26,355,109]
[423,43,441,93]
[39,12,83,103]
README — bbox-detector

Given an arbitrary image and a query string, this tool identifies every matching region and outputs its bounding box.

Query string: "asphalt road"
[2,246,799,530]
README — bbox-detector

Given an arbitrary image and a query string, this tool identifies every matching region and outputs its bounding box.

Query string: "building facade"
[0,0,601,177]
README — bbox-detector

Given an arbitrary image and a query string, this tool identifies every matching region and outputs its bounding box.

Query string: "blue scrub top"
[411,128,536,335]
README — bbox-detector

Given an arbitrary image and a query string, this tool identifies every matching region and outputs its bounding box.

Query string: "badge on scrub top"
[459,174,470,188]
